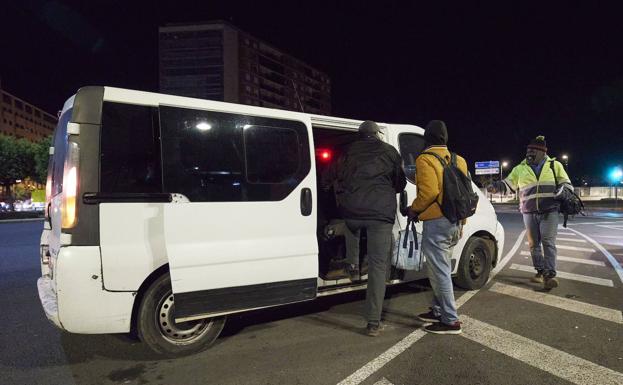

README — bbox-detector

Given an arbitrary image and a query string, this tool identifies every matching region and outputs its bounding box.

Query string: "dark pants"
[344,219,394,325]
[523,211,559,278]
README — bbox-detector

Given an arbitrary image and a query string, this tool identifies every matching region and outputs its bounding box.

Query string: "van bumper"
[37,276,62,329]
[38,246,136,334]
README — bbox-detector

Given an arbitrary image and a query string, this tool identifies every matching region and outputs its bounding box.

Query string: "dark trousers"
[344,219,394,325]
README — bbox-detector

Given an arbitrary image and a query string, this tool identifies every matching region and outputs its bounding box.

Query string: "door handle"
[300,188,312,216]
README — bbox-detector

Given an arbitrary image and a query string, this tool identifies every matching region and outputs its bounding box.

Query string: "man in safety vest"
[487,135,572,289]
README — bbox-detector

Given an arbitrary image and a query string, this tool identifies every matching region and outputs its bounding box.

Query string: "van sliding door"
[160,106,318,321]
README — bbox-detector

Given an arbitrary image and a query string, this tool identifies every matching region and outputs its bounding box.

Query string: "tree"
[0,135,37,205]
[33,136,52,184]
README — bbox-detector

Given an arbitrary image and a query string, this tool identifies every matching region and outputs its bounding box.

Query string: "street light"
[609,167,623,207]
[561,154,569,169]
[499,161,509,202]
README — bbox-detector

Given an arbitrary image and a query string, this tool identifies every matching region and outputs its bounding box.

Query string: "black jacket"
[323,136,406,223]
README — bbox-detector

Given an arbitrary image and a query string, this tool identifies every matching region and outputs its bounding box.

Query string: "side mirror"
[399,190,408,216]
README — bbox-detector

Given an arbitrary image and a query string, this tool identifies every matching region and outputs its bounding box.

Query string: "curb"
[0,218,45,223]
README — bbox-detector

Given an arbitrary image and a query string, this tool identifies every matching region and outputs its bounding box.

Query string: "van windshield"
[50,109,73,197]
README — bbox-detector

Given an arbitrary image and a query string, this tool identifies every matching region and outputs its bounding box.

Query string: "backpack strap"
[548,159,559,187]
[421,151,448,167]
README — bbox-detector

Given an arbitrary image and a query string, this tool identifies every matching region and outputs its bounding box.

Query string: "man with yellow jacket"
[408,120,467,335]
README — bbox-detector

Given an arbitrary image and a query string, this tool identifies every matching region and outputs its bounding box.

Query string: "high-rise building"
[0,86,57,142]
[159,21,331,115]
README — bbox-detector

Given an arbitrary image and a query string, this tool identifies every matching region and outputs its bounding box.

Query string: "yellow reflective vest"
[504,156,571,214]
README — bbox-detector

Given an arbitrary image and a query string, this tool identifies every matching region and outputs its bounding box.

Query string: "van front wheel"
[137,273,226,356]
[454,237,492,290]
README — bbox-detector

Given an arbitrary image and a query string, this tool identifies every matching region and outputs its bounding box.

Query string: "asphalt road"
[1,213,621,385]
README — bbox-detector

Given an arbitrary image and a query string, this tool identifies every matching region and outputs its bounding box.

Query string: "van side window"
[159,106,310,202]
[398,133,426,184]
[100,103,162,193]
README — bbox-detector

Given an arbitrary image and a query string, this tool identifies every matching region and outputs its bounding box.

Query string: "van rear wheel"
[454,237,492,290]
[137,273,225,356]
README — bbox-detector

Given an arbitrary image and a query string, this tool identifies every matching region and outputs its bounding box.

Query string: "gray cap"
[359,120,380,136]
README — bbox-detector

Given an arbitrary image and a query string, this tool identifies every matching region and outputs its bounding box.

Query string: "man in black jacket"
[323,120,406,336]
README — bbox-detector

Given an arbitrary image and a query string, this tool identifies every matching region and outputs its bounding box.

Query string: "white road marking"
[558,232,576,236]
[524,242,596,252]
[556,237,588,243]
[567,220,623,225]
[460,316,623,385]
[593,235,623,239]
[519,251,606,266]
[489,282,622,324]
[337,231,528,385]
[566,227,623,284]
[510,264,614,287]
[373,378,394,385]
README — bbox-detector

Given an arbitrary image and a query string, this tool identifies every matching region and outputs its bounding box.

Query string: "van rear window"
[100,103,162,193]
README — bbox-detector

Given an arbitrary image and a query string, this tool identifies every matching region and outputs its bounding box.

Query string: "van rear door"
[159,106,318,321]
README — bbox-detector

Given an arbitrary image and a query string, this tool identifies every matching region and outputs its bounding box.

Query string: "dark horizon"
[1,1,622,183]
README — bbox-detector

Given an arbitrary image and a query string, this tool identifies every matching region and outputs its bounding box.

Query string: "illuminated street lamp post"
[500,161,508,202]
[561,154,569,171]
[609,167,623,208]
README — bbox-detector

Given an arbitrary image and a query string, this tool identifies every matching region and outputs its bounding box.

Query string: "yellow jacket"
[410,146,469,221]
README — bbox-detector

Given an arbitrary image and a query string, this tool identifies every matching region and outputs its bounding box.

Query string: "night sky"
[2,1,622,183]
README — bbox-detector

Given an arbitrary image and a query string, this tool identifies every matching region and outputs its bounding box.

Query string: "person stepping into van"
[409,120,471,335]
[325,120,406,336]
[487,135,573,290]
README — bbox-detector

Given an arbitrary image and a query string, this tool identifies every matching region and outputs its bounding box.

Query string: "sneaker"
[544,277,559,289]
[417,309,441,323]
[365,322,385,337]
[346,264,360,282]
[530,272,544,283]
[424,321,462,335]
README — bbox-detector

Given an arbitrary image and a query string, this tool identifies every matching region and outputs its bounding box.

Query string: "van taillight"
[61,142,79,229]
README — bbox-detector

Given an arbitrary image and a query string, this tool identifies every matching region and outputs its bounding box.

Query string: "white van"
[37,87,504,356]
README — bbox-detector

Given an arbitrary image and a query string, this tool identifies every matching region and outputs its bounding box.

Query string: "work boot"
[544,277,559,289]
[530,272,544,283]
[346,264,360,282]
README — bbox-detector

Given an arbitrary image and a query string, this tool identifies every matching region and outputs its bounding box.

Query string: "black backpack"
[549,160,584,227]
[421,152,479,223]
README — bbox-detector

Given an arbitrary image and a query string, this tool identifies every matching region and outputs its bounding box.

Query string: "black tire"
[137,273,226,357]
[454,237,492,290]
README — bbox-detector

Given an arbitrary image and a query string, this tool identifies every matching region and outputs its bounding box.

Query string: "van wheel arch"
[130,263,171,339]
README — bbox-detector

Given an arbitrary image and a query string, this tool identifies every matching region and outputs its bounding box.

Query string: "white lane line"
[337,231,528,385]
[510,264,614,287]
[593,235,623,239]
[596,225,623,231]
[489,282,622,324]
[566,227,623,284]
[460,316,623,385]
[524,243,596,252]
[373,378,394,385]
[568,221,623,225]
[557,238,588,243]
[558,233,576,236]
[519,251,606,267]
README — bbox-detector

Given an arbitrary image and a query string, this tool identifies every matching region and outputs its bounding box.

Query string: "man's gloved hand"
[486,184,498,194]
[407,207,419,222]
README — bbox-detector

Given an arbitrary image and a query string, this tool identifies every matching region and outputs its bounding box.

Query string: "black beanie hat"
[527,135,547,152]
[359,120,379,137]
[424,120,448,145]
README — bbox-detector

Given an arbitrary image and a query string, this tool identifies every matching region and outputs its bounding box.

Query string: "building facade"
[159,21,331,115]
[0,87,57,142]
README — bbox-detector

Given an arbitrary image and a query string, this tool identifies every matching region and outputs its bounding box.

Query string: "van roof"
[64,86,423,133]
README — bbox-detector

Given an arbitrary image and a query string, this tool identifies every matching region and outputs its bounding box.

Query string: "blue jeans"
[523,211,558,278]
[422,216,460,324]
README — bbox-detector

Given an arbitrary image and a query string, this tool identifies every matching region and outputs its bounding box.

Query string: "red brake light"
[316,149,332,162]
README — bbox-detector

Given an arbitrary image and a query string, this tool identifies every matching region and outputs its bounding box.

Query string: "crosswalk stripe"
[556,237,588,243]
[519,251,606,266]
[460,316,623,385]
[489,282,622,324]
[566,227,623,284]
[510,264,614,287]
[524,242,596,252]
[558,232,576,236]
[593,235,623,239]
